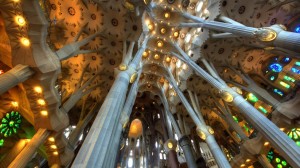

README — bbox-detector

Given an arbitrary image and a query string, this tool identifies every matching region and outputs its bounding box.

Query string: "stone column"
[181,13,300,53]
[0,64,34,95]
[72,36,149,168]
[167,72,230,168]
[257,154,274,168]
[179,136,197,168]
[9,129,49,168]
[167,150,179,168]
[172,45,300,168]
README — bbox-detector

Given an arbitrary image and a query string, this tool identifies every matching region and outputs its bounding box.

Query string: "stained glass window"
[247,93,259,103]
[269,63,283,72]
[0,111,22,137]
[287,128,300,147]
[279,81,290,89]
[267,149,292,168]
[283,76,295,83]
[295,26,300,33]
[273,89,284,96]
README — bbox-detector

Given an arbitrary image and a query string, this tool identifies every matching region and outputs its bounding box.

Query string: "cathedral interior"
[0,0,300,167]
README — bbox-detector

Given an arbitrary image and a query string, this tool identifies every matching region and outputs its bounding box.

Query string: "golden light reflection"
[34,86,43,93]
[21,37,30,46]
[15,15,26,26]
[128,119,143,138]
[37,99,46,105]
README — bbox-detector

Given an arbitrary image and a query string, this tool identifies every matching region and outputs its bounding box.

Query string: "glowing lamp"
[165,56,171,63]
[264,142,270,146]
[157,40,163,48]
[15,16,26,26]
[50,145,57,149]
[128,119,143,138]
[11,101,19,107]
[21,37,30,46]
[164,12,170,18]
[167,142,173,149]
[173,31,179,38]
[154,54,160,60]
[53,151,58,156]
[48,137,55,142]
[37,99,46,105]
[34,86,43,93]
[40,110,48,116]
[246,159,251,163]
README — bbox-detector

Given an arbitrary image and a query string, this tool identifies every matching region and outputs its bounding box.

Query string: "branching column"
[160,92,197,168]
[167,72,230,168]
[9,129,49,168]
[172,44,300,168]
[72,36,149,168]
[0,64,34,95]
[180,13,300,53]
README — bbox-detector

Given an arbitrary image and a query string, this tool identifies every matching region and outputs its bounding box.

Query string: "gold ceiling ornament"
[148,24,154,31]
[164,139,177,151]
[157,40,164,48]
[154,54,160,60]
[160,28,166,34]
[220,90,234,102]
[278,24,287,31]
[164,12,170,19]
[196,128,206,140]
[118,64,128,71]
[130,72,138,83]
[254,28,277,42]
[231,87,242,95]
[15,15,26,26]
[173,31,179,38]
[207,126,214,135]
[142,51,148,57]
[124,1,135,11]
[165,56,171,63]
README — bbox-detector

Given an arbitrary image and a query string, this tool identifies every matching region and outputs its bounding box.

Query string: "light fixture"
[142,51,148,57]
[221,91,234,102]
[157,40,163,48]
[264,142,270,146]
[53,151,58,156]
[164,12,170,19]
[21,37,30,46]
[160,28,166,34]
[148,24,154,31]
[37,99,46,105]
[48,137,55,142]
[154,54,160,60]
[167,142,173,149]
[50,145,57,149]
[240,164,246,167]
[11,101,19,107]
[34,86,43,93]
[40,110,48,116]
[15,15,26,26]
[173,31,179,38]
[165,56,171,63]
[246,159,251,163]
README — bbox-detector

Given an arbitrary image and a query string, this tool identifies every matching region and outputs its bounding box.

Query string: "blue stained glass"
[274,89,284,96]
[295,26,300,33]
[270,76,275,81]
[269,63,283,72]
[283,57,290,62]
[291,67,300,74]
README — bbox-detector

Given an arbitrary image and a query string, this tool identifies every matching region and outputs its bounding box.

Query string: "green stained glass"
[282,161,287,166]
[295,62,300,66]
[247,93,259,103]
[0,111,22,137]
[233,116,239,123]
[0,139,3,147]
[258,106,268,114]
[277,164,282,168]
[276,158,281,163]
[283,76,295,82]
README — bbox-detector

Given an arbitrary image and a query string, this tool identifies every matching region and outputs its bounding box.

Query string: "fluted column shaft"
[9,129,49,168]
[181,13,300,53]
[0,64,34,95]
[72,71,130,168]
[179,136,197,168]
[107,72,141,168]
[257,154,274,168]
[167,73,230,168]
[72,36,149,167]
[172,46,300,168]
